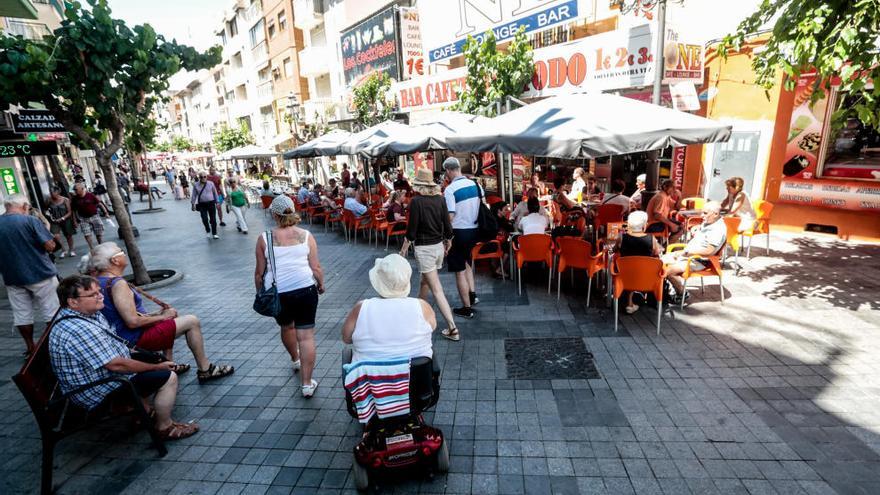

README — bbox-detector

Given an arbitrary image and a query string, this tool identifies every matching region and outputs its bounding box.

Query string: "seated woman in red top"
[89,242,234,383]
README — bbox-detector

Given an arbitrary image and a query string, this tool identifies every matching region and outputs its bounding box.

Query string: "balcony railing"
[302,98,334,124]
[4,19,51,40]
[251,40,268,66]
[297,45,329,78]
[257,81,274,101]
[293,0,323,30]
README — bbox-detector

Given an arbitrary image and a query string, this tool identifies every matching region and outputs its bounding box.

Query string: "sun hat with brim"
[368,254,412,299]
[269,194,295,216]
[412,168,436,187]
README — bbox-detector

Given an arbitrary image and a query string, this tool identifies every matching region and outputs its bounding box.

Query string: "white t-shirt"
[511,201,548,226]
[352,297,433,362]
[444,176,482,230]
[685,218,726,256]
[518,213,549,235]
[263,231,316,293]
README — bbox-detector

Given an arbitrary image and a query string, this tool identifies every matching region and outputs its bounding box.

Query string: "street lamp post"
[285,92,301,177]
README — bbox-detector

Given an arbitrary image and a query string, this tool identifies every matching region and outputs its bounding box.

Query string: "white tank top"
[263,230,315,293]
[351,298,433,363]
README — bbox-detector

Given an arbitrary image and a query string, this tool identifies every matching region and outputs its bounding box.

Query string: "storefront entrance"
[706,131,761,200]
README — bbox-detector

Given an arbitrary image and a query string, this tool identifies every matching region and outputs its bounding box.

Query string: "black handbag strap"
[262,230,277,289]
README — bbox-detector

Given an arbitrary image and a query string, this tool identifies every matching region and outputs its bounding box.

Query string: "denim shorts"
[275,285,319,329]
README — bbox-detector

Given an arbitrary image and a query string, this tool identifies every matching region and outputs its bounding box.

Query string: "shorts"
[50,219,75,237]
[448,228,479,273]
[275,285,319,329]
[136,318,178,351]
[7,276,60,326]
[78,214,104,237]
[661,253,706,272]
[108,370,172,400]
[414,242,444,274]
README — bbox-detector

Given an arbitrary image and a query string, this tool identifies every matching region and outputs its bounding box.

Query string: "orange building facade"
[681,37,880,242]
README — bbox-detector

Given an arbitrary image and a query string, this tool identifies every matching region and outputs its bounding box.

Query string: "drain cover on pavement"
[504,337,600,380]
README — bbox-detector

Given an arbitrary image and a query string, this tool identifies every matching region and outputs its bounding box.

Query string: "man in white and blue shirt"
[443,157,482,319]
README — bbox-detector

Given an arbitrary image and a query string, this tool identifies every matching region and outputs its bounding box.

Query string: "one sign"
[1,167,20,194]
[399,7,425,80]
[663,28,703,82]
[419,0,595,63]
[778,178,880,212]
[670,81,700,111]
[0,141,60,158]
[670,147,686,190]
[341,7,400,87]
[11,109,66,133]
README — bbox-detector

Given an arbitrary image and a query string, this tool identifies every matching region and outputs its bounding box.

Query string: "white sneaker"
[212,234,220,239]
[292,359,301,373]
[301,379,318,398]
[68,251,76,257]
[625,304,639,314]
[59,252,67,259]
[206,233,212,239]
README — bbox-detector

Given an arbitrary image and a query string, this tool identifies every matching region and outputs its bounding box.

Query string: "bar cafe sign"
[11,109,66,133]
[418,0,596,63]
[393,24,703,111]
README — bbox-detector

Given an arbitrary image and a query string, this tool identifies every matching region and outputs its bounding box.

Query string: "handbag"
[475,185,499,242]
[253,230,281,317]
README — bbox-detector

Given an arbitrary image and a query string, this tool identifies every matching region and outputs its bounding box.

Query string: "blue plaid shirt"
[48,308,131,409]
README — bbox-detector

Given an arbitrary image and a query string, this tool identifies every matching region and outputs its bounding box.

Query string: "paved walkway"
[1,189,879,494]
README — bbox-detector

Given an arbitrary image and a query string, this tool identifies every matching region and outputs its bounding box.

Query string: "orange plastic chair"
[472,240,506,280]
[323,207,344,233]
[665,243,725,309]
[593,204,624,239]
[611,256,665,334]
[554,238,605,305]
[383,219,408,250]
[513,234,554,295]
[646,222,669,245]
[342,209,370,244]
[260,195,273,216]
[680,197,706,210]
[722,216,742,268]
[741,200,774,258]
[485,195,504,206]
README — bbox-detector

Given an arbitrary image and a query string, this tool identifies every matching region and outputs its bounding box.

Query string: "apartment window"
[272,66,281,81]
[249,19,264,48]
[283,57,293,78]
[227,18,238,38]
[267,20,276,39]
[258,67,270,83]
[278,11,287,31]
[5,20,51,40]
[232,52,243,69]
[218,31,227,46]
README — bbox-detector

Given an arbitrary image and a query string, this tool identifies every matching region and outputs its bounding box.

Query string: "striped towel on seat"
[343,358,411,424]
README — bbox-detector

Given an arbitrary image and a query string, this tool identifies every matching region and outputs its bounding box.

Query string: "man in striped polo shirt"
[443,157,481,319]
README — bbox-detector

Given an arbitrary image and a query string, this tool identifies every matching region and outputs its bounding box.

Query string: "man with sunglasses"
[662,201,727,305]
[49,275,199,440]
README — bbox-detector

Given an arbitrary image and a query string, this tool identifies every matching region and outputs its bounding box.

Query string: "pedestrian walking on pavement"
[254,195,325,398]
[46,186,77,258]
[192,172,220,239]
[226,178,249,234]
[206,166,226,227]
[442,157,482,319]
[399,168,460,341]
[0,195,60,357]
[71,182,110,250]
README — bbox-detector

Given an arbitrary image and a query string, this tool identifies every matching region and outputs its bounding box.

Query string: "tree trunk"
[97,154,151,286]
[48,155,70,192]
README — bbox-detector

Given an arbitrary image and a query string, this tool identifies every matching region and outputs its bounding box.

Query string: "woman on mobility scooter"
[341,254,449,490]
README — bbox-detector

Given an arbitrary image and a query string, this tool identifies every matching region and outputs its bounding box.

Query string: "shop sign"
[393,67,469,112]
[669,81,699,111]
[663,29,703,82]
[670,147,686,190]
[778,178,880,212]
[419,0,595,63]
[1,167,20,195]
[341,7,400,87]
[11,109,66,133]
[399,7,425,80]
[782,73,827,180]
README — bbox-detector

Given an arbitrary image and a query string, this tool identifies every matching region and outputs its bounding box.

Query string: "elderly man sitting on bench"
[49,275,198,440]
[87,242,234,383]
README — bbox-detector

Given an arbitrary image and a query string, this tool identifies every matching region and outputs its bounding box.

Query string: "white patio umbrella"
[282,129,352,159]
[380,111,490,156]
[339,120,414,157]
[445,93,732,158]
[219,144,278,160]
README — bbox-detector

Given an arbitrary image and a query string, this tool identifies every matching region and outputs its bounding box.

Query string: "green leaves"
[212,123,255,153]
[351,72,394,129]
[453,27,534,117]
[721,0,880,130]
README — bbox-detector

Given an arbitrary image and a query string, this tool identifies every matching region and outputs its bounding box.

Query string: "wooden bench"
[12,317,167,494]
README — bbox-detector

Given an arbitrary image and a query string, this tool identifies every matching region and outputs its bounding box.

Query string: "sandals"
[171,363,191,374]
[441,328,461,342]
[158,421,199,441]
[197,363,235,383]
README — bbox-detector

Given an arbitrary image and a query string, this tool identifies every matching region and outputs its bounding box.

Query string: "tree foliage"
[212,122,255,152]
[454,27,534,117]
[721,0,880,130]
[0,0,221,284]
[351,71,394,129]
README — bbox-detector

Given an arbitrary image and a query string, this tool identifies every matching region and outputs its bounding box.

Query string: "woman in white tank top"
[255,195,325,398]
[342,254,436,362]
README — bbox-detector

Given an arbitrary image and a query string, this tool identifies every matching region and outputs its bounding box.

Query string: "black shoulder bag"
[253,231,281,317]
[475,184,499,242]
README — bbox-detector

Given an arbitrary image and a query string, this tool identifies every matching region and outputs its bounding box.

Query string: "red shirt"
[71,192,100,217]
[341,169,351,188]
[207,174,223,194]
